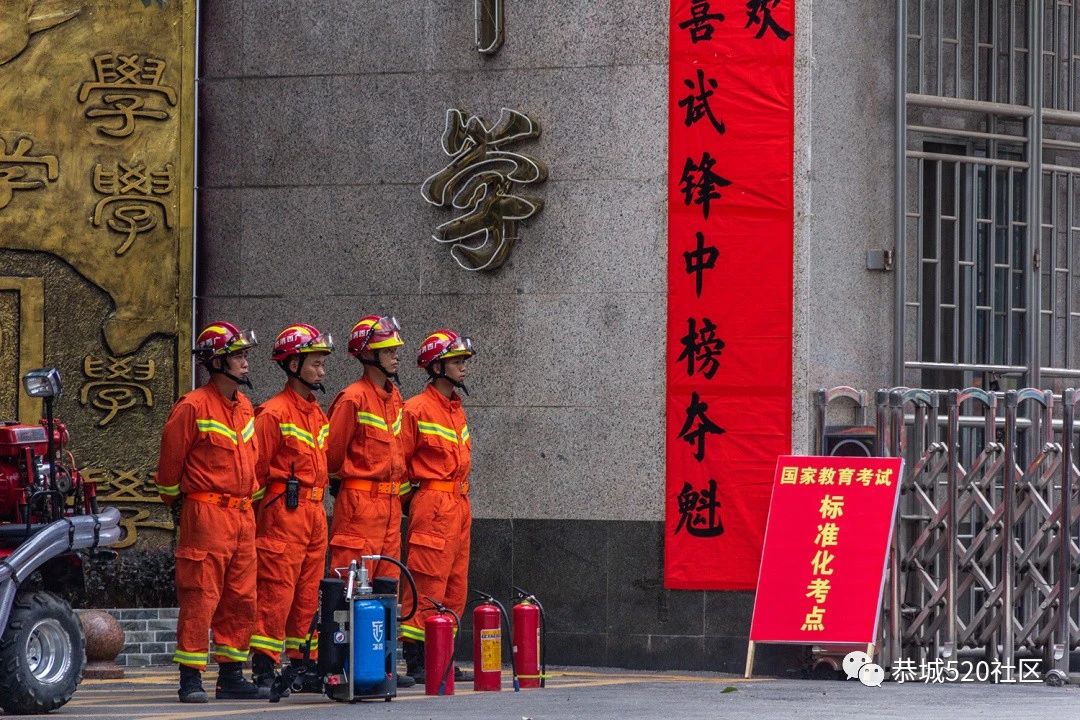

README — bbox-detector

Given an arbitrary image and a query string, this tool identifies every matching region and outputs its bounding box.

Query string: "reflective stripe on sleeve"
[416,421,458,443]
[356,411,389,431]
[279,422,316,448]
[196,418,238,443]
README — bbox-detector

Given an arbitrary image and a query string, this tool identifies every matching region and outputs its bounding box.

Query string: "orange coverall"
[326,375,409,581]
[250,386,330,662]
[156,383,259,670]
[398,384,472,644]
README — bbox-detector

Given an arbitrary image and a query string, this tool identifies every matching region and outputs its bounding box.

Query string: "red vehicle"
[0,368,121,714]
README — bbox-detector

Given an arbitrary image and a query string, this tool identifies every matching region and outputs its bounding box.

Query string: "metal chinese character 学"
[92,161,175,255]
[83,464,175,548]
[0,136,58,210]
[77,53,178,138]
[422,108,547,272]
[80,354,156,426]
[83,466,160,503]
[475,0,504,54]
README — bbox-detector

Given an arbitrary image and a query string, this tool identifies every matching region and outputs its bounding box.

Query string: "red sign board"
[664,0,796,590]
[749,456,903,644]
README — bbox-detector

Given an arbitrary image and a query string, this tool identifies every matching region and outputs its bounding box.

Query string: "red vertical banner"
[665,0,795,590]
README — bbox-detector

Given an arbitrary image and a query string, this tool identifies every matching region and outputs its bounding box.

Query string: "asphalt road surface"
[18,666,1078,720]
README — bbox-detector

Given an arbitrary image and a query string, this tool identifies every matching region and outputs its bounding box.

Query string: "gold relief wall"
[0,0,194,550]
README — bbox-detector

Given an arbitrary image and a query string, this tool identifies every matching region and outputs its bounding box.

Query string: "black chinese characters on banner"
[671,0,789,540]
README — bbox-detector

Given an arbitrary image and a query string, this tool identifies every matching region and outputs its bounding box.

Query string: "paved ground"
[25,665,1080,720]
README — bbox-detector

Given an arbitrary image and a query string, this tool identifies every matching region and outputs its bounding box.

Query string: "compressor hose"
[365,554,419,621]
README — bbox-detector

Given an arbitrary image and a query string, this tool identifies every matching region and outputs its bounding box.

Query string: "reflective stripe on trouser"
[173,501,257,667]
[253,499,328,661]
[250,634,284,655]
[400,489,471,642]
[328,489,402,581]
[213,643,250,662]
[285,634,319,653]
[172,649,209,667]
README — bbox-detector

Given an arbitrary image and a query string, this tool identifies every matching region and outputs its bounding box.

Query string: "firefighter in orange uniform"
[325,315,416,687]
[400,330,476,684]
[249,324,334,693]
[156,322,263,703]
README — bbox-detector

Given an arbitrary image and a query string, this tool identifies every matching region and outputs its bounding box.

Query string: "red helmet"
[417,330,475,369]
[348,315,404,357]
[193,321,257,361]
[271,324,334,362]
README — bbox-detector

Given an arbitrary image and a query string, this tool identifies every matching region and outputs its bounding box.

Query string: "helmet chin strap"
[427,360,469,396]
[209,356,252,389]
[282,354,325,393]
[361,355,400,387]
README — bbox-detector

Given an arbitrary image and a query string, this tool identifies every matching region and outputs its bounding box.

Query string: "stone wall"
[108,608,177,667]
[194,0,897,671]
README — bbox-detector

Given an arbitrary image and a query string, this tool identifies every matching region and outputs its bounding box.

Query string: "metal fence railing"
[816,385,1080,683]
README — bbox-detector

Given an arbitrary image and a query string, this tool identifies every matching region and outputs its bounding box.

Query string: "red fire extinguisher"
[424,598,459,696]
[471,590,514,692]
[512,586,546,689]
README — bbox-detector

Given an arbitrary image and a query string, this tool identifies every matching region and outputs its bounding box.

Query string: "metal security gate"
[897,0,1080,392]
[816,386,1080,681]
[885,1,1080,680]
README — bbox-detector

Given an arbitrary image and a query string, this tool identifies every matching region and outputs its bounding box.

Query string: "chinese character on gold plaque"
[0,0,195,551]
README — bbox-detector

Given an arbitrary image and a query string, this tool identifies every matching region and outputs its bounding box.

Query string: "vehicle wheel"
[810,659,842,680]
[0,590,85,714]
[1044,668,1068,687]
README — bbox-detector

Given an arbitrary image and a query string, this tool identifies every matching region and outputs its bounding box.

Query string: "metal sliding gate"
[816,386,1080,682]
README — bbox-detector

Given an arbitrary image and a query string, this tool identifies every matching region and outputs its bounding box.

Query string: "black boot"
[251,653,276,699]
[403,641,425,685]
[215,661,262,700]
[178,664,208,703]
[454,666,474,682]
[289,658,324,694]
[396,668,417,689]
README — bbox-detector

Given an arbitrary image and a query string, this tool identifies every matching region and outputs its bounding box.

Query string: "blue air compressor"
[269,554,417,703]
